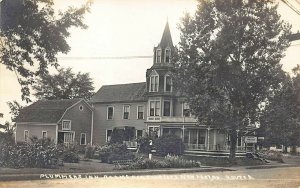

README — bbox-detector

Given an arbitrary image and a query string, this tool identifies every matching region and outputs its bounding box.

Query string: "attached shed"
[16,99,93,146]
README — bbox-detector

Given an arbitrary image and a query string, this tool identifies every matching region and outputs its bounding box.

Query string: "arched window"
[165,48,171,63]
[156,49,162,63]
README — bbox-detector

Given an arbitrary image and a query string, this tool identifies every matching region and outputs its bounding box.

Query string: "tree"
[0,0,91,102]
[261,66,300,152]
[7,100,23,122]
[33,67,94,100]
[173,0,291,158]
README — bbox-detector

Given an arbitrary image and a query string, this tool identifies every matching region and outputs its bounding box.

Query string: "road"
[0,166,300,188]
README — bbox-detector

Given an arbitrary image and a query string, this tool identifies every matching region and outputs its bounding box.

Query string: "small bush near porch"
[154,134,185,156]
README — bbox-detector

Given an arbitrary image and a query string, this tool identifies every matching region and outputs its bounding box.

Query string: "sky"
[0,0,300,124]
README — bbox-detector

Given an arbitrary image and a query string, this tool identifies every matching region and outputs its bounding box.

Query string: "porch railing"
[184,144,246,152]
[123,141,138,148]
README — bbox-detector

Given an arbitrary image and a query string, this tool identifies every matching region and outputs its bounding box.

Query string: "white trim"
[156,48,162,63]
[148,99,161,117]
[62,120,71,131]
[79,105,83,111]
[80,133,87,145]
[149,70,159,92]
[137,105,145,119]
[107,106,114,120]
[123,105,130,120]
[55,124,58,144]
[42,131,47,139]
[136,129,143,138]
[24,130,29,142]
[164,47,171,63]
[91,110,94,145]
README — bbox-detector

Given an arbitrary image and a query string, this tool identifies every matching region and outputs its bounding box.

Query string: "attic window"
[156,49,161,63]
[165,48,171,63]
[79,105,83,111]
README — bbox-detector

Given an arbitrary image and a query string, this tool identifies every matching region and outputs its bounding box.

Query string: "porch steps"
[184,150,246,158]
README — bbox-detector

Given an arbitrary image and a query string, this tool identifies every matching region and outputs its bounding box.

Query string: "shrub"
[0,138,60,168]
[154,134,185,156]
[98,143,134,163]
[136,134,152,154]
[164,155,200,168]
[257,150,284,162]
[59,144,80,163]
[124,155,200,170]
[84,144,96,159]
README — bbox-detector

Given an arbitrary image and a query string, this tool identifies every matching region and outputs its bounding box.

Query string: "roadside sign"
[244,136,257,143]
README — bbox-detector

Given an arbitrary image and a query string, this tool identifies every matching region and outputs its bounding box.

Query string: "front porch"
[147,125,252,153]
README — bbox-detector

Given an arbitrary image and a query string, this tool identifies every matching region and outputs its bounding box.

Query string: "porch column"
[213,129,217,150]
[236,130,239,151]
[196,129,199,149]
[188,129,191,146]
[207,127,211,151]
[182,125,185,141]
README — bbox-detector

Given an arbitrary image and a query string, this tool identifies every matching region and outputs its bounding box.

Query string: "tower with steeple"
[146,21,175,121]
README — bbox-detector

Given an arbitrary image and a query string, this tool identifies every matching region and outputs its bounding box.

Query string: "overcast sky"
[0,0,300,124]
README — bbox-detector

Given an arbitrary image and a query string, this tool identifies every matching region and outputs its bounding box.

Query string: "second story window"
[165,48,171,63]
[156,49,161,63]
[62,120,71,130]
[163,100,171,116]
[150,101,160,117]
[123,105,130,119]
[165,75,172,92]
[107,106,114,120]
[137,106,144,119]
[150,75,159,92]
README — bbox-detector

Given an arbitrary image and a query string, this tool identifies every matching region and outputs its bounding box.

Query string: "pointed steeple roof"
[159,21,173,48]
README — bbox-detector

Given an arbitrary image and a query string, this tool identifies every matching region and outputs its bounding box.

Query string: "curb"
[0,167,233,182]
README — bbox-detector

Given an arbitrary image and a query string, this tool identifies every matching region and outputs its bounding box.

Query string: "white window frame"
[164,74,173,92]
[62,120,71,131]
[106,129,113,142]
[136,129,143,138]
[24,130,29,142]
[107,106,114,120]
[64,132,75,145]
[164,47,171,63]
[149,100,161,117]
[156,48,162,63]
[123,105,130,119]
[137,105,145,119]
[148,125,160,137]
[42,131,47,139]
[150,75,159,92]
[80,133,87,145]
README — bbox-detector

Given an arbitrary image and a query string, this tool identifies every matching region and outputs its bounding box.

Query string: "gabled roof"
[16,98,83,123]
[159,21,173,48]
[90,82,146,103]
